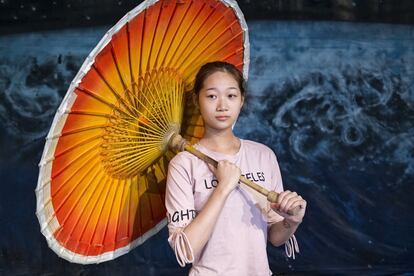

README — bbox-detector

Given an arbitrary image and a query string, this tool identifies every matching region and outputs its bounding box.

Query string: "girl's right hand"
[208,160,241,196]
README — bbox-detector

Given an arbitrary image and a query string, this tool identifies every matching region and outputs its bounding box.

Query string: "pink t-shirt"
[165,139,286,275]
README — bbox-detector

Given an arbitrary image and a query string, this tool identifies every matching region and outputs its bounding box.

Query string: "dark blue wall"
[0,20,413,275]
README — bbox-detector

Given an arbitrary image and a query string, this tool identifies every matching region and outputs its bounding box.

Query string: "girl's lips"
[215,116,229,121]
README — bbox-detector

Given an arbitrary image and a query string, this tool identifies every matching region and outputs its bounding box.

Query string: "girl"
[165,61,307,275]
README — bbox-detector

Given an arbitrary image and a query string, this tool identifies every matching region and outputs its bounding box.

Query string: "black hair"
[193,61,246,97]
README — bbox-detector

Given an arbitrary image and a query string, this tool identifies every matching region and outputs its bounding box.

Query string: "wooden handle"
[169,134,301,216]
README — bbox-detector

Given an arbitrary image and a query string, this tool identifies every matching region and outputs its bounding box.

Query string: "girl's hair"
[193,61,246,97]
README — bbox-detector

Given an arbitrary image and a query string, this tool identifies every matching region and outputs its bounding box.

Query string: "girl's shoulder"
[242,139,275,155]
[168,145,205,168]
[169,150,198,165]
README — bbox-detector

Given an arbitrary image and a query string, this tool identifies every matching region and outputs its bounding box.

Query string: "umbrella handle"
[169,134,301,216]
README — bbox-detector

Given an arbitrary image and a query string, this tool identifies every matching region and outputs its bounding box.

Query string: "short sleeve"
[165,153,196,266]
[266,149,285,226]
[165,153,197,227]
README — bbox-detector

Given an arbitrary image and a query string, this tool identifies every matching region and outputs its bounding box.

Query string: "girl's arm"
[268,190,307,246]
[183,160,240,257]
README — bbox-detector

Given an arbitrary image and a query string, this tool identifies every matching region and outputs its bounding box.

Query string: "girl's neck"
[199,128,241,155]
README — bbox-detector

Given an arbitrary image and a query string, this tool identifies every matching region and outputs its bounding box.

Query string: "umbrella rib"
[99,178,119,250]
[122,111,166,138]
[51,140,100,180]
[125,177,132,239]
[159,1,192,67]
[174,75,184,123]
[60,125,106,138]
[145,176,155,226]
[76,170,108,252]
[138,13,145,85]
[159,76,173,124]
[106,123,163,139]
[107,146,159,171]
[92,65,137,117]
[151,73,171,126]
[110,46,137,110]
[164,0,200,69]
[61,161,102,243]
[103,133,160,142]
[153,3,177,68]
[41,159,100,231]
[150,164,165,206]
[136,78,169,130]
[114,178,127,245]
[145,1,162,71]
[182,28,242,77]
[125,22,138,107]
[123,77,168,133]
[169,2,213,69]
[52,154,100,218]
[102,143,160,154]
[110,150,159,176]
[102,148,160,166]
[87,175,113,255]
[102,140,161,146]
[110,46,128,94]
[161,71,180,124]
[82,172,109,255]
[76,87,135,121]
[51,148,101,197]
[175,8,235,70]
[68,111,111,118]
[105,144,160,160]
[142,7,155,74]
[54,134,102,159]
[170,77,184,124]
[148,71,176,128]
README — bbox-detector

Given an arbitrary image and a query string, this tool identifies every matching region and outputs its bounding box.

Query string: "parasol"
[36,0,250,264]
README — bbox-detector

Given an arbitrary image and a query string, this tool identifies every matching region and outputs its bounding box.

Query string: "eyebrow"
[205,87,239,91]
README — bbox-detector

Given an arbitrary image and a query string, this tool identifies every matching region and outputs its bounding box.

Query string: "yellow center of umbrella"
[100,68,184,179]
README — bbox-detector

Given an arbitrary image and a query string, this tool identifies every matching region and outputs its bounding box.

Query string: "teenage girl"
[165,61,307,275]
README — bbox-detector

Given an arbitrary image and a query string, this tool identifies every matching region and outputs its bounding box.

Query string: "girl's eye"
[228,94,237,98]
[207,95,217,99]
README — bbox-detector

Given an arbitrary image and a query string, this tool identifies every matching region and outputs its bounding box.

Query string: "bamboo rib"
[173,6,230,69]
[51,153,100,199]
[69,168,107,243]
[54,160,102,226]
[98,68,184,179]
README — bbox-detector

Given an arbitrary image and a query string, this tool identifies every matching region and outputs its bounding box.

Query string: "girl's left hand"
[270,190,307,225]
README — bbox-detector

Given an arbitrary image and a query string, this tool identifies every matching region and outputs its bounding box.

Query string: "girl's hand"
[208,160,241,195]
[270,190,307,225]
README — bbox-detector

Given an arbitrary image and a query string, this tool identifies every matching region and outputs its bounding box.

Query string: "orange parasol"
[36,0,250,264]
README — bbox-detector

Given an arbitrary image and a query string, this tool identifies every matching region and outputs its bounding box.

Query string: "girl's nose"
[216,97,228,111]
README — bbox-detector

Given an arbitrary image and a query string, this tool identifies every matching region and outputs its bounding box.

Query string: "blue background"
[0,3,413,275]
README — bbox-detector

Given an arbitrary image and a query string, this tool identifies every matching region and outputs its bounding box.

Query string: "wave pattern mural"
[0,21,413,274]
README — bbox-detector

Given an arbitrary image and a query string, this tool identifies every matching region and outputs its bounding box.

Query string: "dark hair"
[193,61,246,97]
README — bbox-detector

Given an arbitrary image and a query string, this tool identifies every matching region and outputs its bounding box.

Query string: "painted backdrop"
[0,20,413,274]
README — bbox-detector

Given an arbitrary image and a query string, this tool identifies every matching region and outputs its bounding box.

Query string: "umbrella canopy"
[36,0,249,264]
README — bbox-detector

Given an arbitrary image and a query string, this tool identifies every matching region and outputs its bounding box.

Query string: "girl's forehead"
[203,71,238,85]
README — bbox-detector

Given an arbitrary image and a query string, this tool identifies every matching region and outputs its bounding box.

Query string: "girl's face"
[197,71,244,133]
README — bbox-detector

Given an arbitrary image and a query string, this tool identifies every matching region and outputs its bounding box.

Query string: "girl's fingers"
[207,162,216,174]
[272,191,307,219]
[284,196,304,213]
[278,191,297,212]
